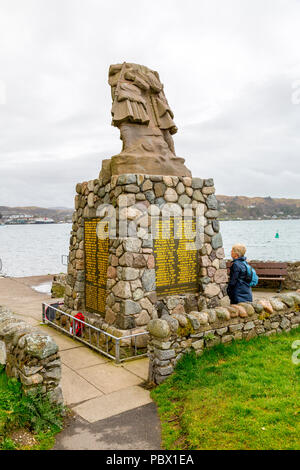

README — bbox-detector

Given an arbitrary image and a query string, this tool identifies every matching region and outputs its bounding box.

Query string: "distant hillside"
[0,206,73,223]
[0,196,299,222]
[217,195,300,220]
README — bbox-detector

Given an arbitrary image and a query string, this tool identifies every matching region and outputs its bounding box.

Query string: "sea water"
[0,220,299,277]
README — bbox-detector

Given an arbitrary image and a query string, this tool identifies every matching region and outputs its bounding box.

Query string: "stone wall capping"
[147,293,300,384]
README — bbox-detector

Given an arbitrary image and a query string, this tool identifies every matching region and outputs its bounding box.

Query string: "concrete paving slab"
[77,362,143,394]
[60,346,108,370]
[54,403,161,450]
[61,364,103,406]
[122,358,149,381]
[73,385,152,423]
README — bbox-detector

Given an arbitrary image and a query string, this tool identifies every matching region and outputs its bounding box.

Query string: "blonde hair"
[232,244,246,257]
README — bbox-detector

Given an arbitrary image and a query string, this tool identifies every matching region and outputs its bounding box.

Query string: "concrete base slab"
[77,362,143,394]
[61,364,103,406]
[60,346,108,369]
[122,358,149,381]
[73,385,152,423]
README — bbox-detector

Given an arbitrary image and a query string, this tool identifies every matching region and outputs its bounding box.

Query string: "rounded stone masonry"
[0,306,63,405]
[64,170,228,338]
[147,291,300,384]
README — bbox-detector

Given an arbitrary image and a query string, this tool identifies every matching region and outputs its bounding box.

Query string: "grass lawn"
[0,365,64,450]
[151,327,300,450]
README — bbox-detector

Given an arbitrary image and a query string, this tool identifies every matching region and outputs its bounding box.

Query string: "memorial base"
[63,164,229,341]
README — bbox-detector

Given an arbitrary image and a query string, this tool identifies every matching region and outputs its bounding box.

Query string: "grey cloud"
[1,0,300,206]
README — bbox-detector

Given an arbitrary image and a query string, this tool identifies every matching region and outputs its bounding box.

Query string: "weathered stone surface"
[172,313,188,327]
[258,300,273,314]
[156,365,174,376]
[192,339,204,350]
[229,323,243,333]
[178,194,192,207]
[191,178,204,189]
[164,188,178,202]
[123,300,142,315]
[161,314,179,332]
[239,303,255,316]
[112,281,131,299]
[216,327,228,336]
[193,190,205,202]
[24,334,58,359]
[136,310,151,326]
[142,269,156,292]
[148,319,170,338]
[0,340,6,365]
[117,174,137,185]
[280,317,290,330]
[270,298,286,311]
[195,312,209,325]
[211,233,223,250]
[206,195,218,210]
[216,308,230,321]
[122,267,139,281]
[154,182,166,197]
[187,314,200,330]
[214,269,228,283]
[205,210,219,218]
[216,247,225,259]
[19,372,43,386]
[48,386,64,405]
[105,308,116,325]
[278,294,295,308]
[253,303,264,314]
[204,283,221,298]
[123,238,142,253]
[154,348,175,361]
[244,321,255,331]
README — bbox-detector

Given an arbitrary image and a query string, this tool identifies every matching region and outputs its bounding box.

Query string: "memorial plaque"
[84,218,109,314]
[153,217,199,296]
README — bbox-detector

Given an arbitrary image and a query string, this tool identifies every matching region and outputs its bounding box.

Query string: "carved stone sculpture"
[108,62,191,177]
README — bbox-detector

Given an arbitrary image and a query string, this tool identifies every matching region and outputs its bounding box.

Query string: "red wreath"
[70,312,85,337]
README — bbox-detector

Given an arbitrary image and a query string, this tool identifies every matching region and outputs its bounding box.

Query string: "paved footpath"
[0,275,161,450]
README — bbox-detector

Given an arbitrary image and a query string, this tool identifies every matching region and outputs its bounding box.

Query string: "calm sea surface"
[0,220,299,277]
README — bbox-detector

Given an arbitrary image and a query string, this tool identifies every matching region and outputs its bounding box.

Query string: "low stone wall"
[284,262,300,290]
[0,306,63,404]
[147,291,300,384]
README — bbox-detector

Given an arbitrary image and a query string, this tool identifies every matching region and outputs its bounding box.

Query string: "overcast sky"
[1,0,300,208]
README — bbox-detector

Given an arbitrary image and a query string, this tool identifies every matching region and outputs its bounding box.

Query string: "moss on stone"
[177,320,194,337]
[51,284,65,298]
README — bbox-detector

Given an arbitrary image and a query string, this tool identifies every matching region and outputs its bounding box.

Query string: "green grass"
[0,366,65,450]
[151,328,300,450]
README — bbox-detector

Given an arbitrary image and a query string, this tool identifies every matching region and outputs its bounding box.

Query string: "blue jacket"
[227,256,253,304]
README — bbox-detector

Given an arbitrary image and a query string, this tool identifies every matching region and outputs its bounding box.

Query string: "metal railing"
[42,302,148,363]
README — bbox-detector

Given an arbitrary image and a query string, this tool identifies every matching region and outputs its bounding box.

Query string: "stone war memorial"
[62,62,229,366]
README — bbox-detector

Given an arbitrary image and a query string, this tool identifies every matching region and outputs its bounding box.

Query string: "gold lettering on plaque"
[84,218,109,314]
[153,217,199,296]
